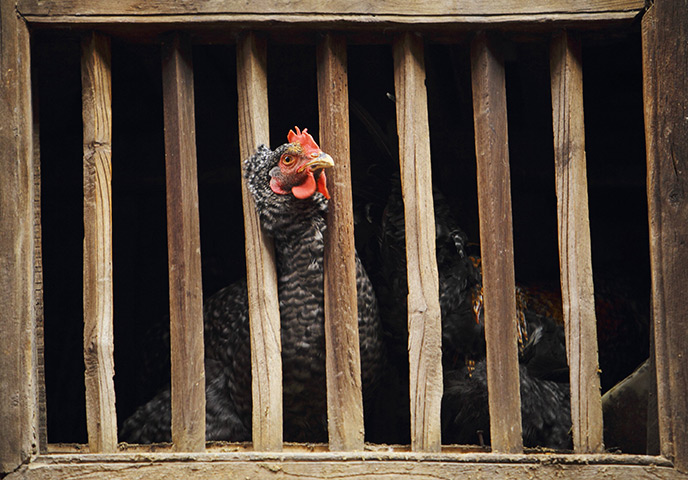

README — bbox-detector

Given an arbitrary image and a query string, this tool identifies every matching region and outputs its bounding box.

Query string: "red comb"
[287,127,321,156]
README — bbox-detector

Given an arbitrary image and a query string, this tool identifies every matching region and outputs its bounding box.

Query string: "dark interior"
[33,25,650,444]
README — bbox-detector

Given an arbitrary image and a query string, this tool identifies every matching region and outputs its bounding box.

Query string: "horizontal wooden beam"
[17,0,646,18]
[29,448,678,464]
[7,453,684,480]
[18,12,642,29]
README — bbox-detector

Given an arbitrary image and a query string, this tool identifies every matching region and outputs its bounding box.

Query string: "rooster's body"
[121,128,384,443]
[377,183,572,449]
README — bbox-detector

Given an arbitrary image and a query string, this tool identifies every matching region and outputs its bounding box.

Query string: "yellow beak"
[298,152,335,173]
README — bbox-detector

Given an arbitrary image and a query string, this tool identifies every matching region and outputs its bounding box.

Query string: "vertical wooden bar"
[641,6,667,461]
[0,3,38,473]
[549,30,604,454]
[317,33,365,451]
[470,31,523,454]
[236,32,283,452]
[392,32,443,453]
[161,33,206,453]
[646,336,660,455]
[81,31,117,453]
[642,4,688,472]
[31,47,48,453]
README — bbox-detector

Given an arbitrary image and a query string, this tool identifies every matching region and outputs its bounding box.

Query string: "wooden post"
[470,31,523,454]
[392,32,443,453]
[549,30,604,454]
[642,3,688,473]
[15,0,647,19]
[236,32,283,452]
[0,1,38,473]
[81,31,118,454]
[33,59,48,454]
[162,33,206,452]
[317,33,365,451]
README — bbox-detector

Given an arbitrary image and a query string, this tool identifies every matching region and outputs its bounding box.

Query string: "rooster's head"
[268,127,333,200]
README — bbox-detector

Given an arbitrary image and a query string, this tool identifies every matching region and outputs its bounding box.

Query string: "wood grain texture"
[161,34,206,453]
[392,32,443,453]
[81,31,117,454]
[7,453,687,480]
[470,31,523,454]
[31,51,47,453]
[549,30,604,454]
[317,33,364,452]
[641,7,666,462]
[28,448,676,464]
[236,32,283,452]
[0,2,38,473]
[16,0,646,17]
[17,11,642,30]
[646,330,660,455]
[642,3,688,473]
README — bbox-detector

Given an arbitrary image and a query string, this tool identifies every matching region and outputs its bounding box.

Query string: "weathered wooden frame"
[2,0,687,478]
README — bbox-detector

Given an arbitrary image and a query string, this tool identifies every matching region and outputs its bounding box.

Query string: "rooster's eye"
[282,154,295,166]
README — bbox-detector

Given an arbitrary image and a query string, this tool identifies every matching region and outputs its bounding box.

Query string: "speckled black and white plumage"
[120,141,385,443]
[377,184,486,371]
[442,360,572,449]
[377,183,572,449]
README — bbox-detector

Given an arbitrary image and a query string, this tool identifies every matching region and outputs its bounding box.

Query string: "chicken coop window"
[2,1,688,479]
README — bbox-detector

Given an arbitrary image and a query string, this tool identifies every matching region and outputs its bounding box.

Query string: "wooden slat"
[0,2,38,473]
[7,454,686,480]
[31,45,48,453]
[81,31,117,454]
[17,0,646,18]
[33,446,678,464]
[236,32,283,452]
[549,30,604,454]
[392,32,443,453]
[641,7,667,461]
[470,31,523,454]
[161,33,206,453]
[646,330,660,455]
[18,12,643,31]
[642,3,688,473]
[316,33,364,452]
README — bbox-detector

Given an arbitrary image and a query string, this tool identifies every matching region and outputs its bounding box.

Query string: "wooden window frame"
[2,0,687,478]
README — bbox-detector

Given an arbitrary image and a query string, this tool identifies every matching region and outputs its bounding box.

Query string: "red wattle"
[316,172,330,199]
[270,177,290,195]
[291,172,317,199]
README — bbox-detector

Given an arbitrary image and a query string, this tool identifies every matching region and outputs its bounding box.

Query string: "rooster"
[376,182,572,449]
[120,128,385,443]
